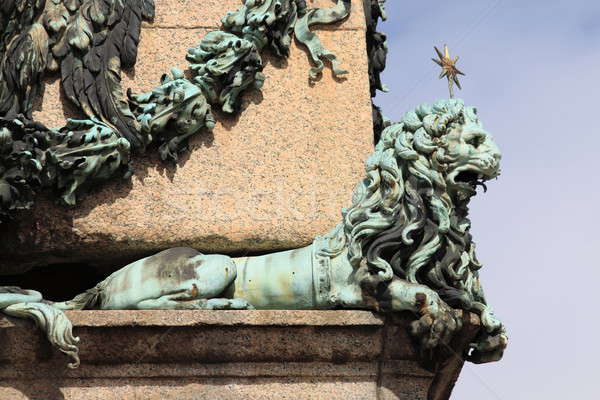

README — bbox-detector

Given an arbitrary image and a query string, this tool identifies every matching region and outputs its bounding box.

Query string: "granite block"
[3,13,373,273]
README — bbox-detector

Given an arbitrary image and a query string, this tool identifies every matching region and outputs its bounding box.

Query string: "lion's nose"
[477,154,500,178]
[485,141,502,173]
[491,151,501,174]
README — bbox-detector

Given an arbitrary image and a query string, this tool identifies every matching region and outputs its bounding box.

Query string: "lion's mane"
[324,99,488,310]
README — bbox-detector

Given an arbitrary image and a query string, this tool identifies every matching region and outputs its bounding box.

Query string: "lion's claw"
[467,328,508,364]
[410,305,462,356]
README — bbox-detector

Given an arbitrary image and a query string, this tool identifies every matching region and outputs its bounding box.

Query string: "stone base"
[0,310,480,400]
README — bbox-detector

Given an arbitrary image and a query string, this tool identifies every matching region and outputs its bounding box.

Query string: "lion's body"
[232,246,325,309]
[232,236,366,310]
[51,240,365,312]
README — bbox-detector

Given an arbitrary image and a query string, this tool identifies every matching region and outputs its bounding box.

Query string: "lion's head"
[327,99,501,311]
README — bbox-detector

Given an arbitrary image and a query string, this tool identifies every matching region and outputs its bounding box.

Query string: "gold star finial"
[432,45,465,98]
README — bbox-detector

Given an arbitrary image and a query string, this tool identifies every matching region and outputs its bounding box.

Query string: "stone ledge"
[0,361,433,380]
[61,309,386,327]
[0,310,481,399]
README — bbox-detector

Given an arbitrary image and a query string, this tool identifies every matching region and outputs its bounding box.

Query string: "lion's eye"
[465,135,484,148]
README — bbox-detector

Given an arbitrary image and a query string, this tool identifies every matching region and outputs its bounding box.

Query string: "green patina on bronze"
[0,0,351,219]
[0,116,131,212]
[0,99,508,369]
[365,0,389,142]
[0,1,508,375]
[128,68,215,162]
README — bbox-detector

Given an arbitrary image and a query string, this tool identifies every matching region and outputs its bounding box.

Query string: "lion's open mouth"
[454,170,488,192]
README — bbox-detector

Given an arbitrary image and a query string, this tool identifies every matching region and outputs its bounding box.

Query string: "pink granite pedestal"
[0,310,481,400]
[0,0,374,274]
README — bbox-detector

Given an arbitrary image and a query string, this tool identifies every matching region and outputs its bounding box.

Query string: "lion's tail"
[0,287,80,368]
[52,273,114,310]
[52,285,104,310]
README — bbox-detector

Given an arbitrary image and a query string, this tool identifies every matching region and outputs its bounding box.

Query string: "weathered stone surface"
[379,376,432,400]
[1,379,377,400]
[2,5,373,273]
[0,310,479,399]
[144,0,366,30]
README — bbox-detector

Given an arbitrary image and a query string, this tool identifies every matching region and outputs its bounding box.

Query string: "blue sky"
[376,1,599,398]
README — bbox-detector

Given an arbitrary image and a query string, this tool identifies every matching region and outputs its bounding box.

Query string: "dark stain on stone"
[331,349,350,364]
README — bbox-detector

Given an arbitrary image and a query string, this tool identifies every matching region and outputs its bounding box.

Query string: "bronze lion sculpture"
[1,99,507,368]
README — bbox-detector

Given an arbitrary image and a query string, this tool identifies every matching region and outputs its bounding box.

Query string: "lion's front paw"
[467,326,508,364]
[409,301,462,355]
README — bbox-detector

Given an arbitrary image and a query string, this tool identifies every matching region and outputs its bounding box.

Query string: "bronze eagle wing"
[0,0,155,149]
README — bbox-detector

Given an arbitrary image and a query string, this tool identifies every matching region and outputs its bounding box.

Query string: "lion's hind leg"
[134,253,253,310]
[135,295,254,310]
[135,291,254,310]
[151,298,254,310]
